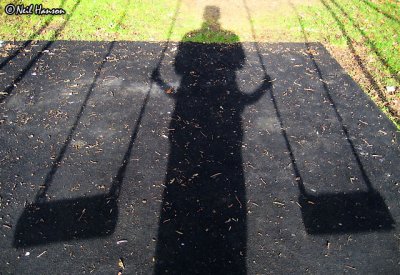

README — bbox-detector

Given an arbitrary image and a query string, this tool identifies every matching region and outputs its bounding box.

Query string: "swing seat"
[13,194,118,248]
[299,190,395,234]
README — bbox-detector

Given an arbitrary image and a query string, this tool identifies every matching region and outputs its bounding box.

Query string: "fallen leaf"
[165,87,174,94]
[118,258,125,269]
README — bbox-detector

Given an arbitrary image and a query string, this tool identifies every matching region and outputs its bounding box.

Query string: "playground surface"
[0,40,399,274]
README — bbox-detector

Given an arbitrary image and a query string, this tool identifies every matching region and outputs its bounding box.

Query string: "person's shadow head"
[172,6,248,92]
[202,5,221,30]
[182,6,240,44]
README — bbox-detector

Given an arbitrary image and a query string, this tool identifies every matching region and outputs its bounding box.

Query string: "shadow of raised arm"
[151,67,177,97]
[243,74,272,105]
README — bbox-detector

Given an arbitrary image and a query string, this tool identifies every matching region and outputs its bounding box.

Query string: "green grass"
[0,0,179,40]
[296,0,399,83]
[0,0,399,127]
[292,0,399,127]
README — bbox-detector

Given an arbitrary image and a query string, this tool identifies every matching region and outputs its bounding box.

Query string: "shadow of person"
[151,6,271,274]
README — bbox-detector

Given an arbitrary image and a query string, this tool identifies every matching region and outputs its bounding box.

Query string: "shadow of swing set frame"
[12,1,395,248]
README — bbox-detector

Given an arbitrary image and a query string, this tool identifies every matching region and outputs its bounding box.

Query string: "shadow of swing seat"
[240,0,396,236]
[13,0,181,250]
[13,194,118,248]
[242,3,396,235]
[298,187,395,234]
[12,81,150,248]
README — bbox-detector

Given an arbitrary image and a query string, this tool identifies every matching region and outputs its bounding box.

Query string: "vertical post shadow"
[0,0,82,103]
[326,0,399,82]
[317,0,399,122]
[360,0,400,24]
[0,0,68,71]
[152,6,270,274]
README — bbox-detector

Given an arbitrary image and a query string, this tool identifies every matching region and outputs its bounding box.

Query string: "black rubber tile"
[0,41,399,274]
